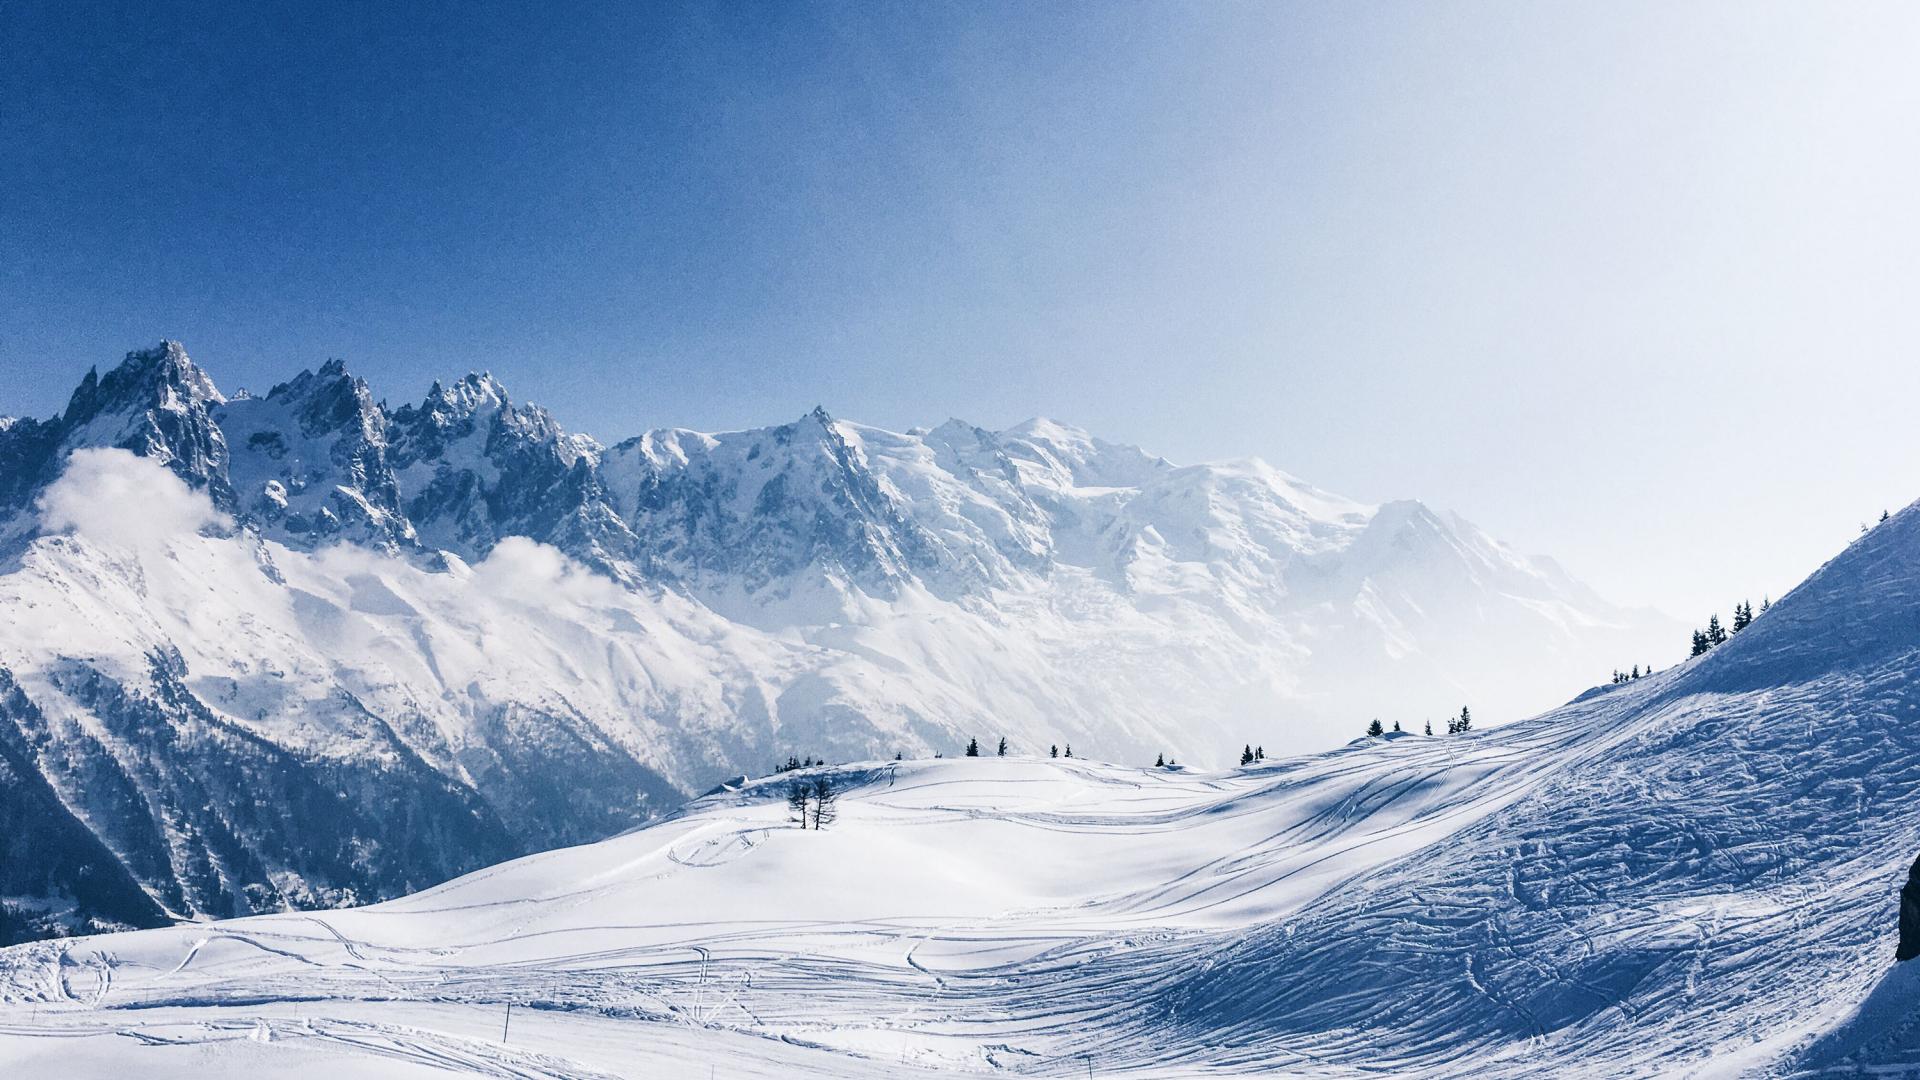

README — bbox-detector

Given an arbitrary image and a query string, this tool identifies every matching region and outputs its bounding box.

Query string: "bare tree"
[809,776,838,830]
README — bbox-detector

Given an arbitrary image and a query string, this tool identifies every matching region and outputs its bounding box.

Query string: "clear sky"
[3,1,1917,624]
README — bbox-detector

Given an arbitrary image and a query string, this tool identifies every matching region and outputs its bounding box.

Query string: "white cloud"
[470,535,622,606]
[37,448,227,549]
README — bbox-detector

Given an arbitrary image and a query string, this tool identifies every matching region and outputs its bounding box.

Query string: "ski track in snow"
[8,502,1920,1077]
[7,652,1920,1078]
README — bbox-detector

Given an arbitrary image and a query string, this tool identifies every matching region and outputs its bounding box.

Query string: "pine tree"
[965,737,980,758]
[1050,744,1059,758]
[1239,744,1255,766]
[1760,596,1771,613]
[1457,706,1472,733]
[1392,720,1401,733]
[997,736,1008,757]
[1155,753,1165,768]
[1883,510,1892,523]
[1367,718,1384,737]
[1707,613,1727,646]
[1630,664,1639,679]
[894,750,904,761]
[1064,744,1073,758]
[1690,629,1708,657]
[1255,746,1264,761]
[787,780,811,828]
[1424,719,1432,736]
[1731,600,1752,634]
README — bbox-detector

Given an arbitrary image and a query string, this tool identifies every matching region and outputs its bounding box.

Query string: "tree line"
[1689,597,1767,657]
[1355,706,1471,739]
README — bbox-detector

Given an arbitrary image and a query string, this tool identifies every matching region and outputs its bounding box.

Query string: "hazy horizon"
[6,0,1917,624]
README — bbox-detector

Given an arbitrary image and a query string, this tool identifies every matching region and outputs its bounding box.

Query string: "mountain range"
[1,467,1915,1076]
[0,342,1674,941]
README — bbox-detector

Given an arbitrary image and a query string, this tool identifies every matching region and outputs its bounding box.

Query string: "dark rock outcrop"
[1898,854,1920,961]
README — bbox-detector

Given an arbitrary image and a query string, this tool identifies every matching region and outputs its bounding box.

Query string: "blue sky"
[3,1,1917,621]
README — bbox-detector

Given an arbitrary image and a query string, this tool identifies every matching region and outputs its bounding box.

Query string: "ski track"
[8,559,1920,1079]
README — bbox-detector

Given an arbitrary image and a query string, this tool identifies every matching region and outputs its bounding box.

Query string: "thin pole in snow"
[502,1000,511,1043]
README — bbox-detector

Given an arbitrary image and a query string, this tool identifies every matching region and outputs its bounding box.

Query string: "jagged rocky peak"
[598,405,943,599]
[53,341,233,503]
[386,367,625,562]
[215,357,415,550]
[63,341,227,422]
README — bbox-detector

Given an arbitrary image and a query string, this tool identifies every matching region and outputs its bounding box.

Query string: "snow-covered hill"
[0,343,1674,941]
[1,496,1917,1076]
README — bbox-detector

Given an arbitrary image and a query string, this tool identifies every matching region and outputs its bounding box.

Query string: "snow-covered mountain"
[0,342,1674,941]
[2,497,1917,1076]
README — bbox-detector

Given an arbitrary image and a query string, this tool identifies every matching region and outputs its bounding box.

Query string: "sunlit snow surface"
[6,588,1920,1080]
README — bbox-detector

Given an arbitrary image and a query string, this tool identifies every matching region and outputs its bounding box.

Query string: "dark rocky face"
[1899,854,1920,961]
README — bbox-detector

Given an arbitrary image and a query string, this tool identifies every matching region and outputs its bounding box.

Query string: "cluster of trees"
[1609,665,1650,685]
[1050,744,1074,758]
[960,730,1021,757]
[1153,753,1179,767]
[773,754,825,774]
[1238,745,1266,765]
[786,776,839,830]
[963,737,1011,757]
[1365,708,1469,738]
[1689,598,1767,657]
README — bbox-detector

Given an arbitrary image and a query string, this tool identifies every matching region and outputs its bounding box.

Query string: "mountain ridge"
[0,342,1678,942]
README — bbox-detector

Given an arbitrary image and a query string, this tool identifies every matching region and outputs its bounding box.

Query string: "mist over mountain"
[0,343,1674,940]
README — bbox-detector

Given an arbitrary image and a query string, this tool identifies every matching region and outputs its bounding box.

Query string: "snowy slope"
[0,343,1675,942]
[1,498,1917,1076]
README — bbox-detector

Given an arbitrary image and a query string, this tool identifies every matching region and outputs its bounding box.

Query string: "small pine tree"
[1392,720,1401,733]
[1155,752,1165,767]
[787,779,811,828]
[1050,744,1059,758]
[1367,718,1384,737]
[1064,744,1073,758]
[1883,510,1892,524]
[1690,629,1708,657]
[1239,744,1255,766]
[1255,746,1264,761]
[894,750,904,761]
[997,736,1008,757]
[1761,595,1771,613]
[1630,664,1640,679]
[1731,600,1752,634]
[1707,613,1727,646]
[1457,706,1472,733]
[965,737,980,758]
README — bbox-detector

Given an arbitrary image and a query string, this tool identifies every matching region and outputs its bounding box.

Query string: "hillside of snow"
[2,497,1918,1076]
[0,343,1675,941]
